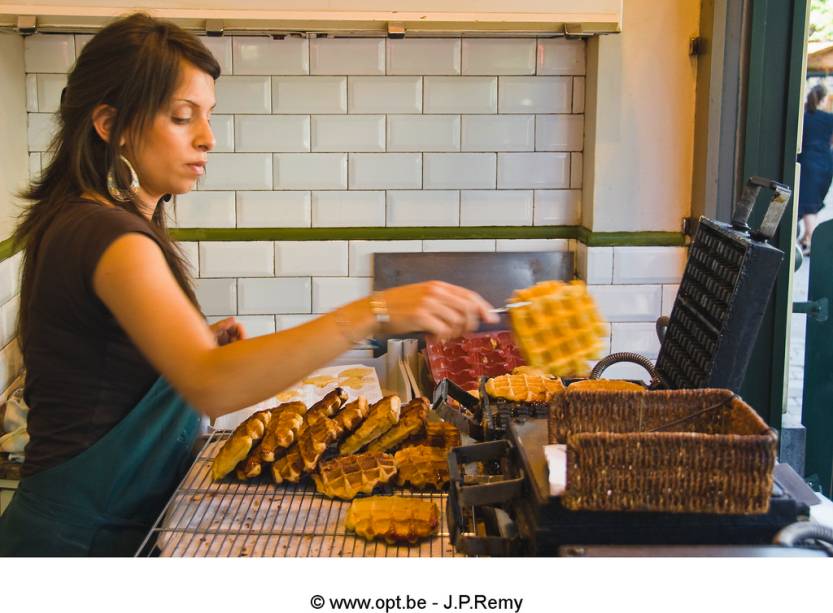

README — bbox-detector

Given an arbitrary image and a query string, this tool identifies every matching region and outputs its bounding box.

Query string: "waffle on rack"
[508,280,607,378]
[214,391,460,488]
[345,496,439,544]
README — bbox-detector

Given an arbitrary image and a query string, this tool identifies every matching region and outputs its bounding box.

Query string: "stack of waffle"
[211,393,460,495]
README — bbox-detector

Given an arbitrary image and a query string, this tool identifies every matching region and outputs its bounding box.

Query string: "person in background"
[797,83,833,256]
[0,13,498,556]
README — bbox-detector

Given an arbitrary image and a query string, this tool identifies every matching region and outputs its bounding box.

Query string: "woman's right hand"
[376,281,500,340]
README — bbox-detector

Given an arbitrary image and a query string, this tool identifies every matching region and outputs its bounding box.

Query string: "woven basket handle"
[589,352,663,388]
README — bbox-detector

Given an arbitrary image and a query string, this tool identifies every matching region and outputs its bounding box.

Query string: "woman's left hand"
[210,317,246,346]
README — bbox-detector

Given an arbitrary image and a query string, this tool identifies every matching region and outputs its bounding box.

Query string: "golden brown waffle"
[298,388,348,437]
[345,496,439,544]
[567,379,644,392]
[484,374,565,403]
[298,417,341,472]
[333,397,370,438]
[404,421,462,450]
[339,396,401,455]
[394,445,450,490]
[312,451,397,500]
[234,403,308,480]
[366,397,429,453]
[211,409,272,480]
[260,402,308,461]
[509,280,607,377]
[271,446,305,484]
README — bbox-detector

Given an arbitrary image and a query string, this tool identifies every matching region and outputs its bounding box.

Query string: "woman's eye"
[172,116,191,125]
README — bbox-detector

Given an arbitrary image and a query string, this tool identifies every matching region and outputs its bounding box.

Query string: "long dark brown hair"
[13,13,220,349]
[806,83,828,113]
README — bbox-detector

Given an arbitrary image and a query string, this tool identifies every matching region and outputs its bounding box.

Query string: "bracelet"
[369,292,391,325]
[335,293,389,345]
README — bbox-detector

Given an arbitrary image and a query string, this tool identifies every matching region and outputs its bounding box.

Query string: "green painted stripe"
[168,226,686,245]
[168,226,578,242]
[577,228,687,247]
[0,226,686,262]
[0,237,19,262]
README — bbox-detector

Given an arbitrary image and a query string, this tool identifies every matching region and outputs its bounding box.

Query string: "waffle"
[345,496,439,544]
[366,397,430,453]
[484,373,565,403]
[260,402,308,461]
[394,445,450,490]
[211,409,272,480]
[404,421,462,450]
[509,280,607,377]
[312,451,397,500]
[333,396,371,438]
[298,388,348,437]
[339,396,401,455]
[236,403,308,480]
[567,379,644,392]
[271,446,305,484]
[298,417,341,472]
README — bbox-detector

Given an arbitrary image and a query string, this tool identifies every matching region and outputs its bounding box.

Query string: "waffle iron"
[448,418,811,556]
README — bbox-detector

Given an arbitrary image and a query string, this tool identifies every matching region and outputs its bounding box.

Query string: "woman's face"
[130,61,216,206]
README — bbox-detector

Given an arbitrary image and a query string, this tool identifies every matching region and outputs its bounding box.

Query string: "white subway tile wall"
[174,191,236,228]
[576,244,614,285]
[386,39,461,76]
[24,34,75,73]
[232,37,308,76]
[274,241,348,276]
[387,190,459,226]
[235,115,310,152]
[461,39,536,75]
[311,39,384,76]
[612,247,688,285]
[313,277,373,313]
[209,115,235,152]
[10,35,689,375]
[236,191,311,227]
[274,153,347,190]
[25,35,583,230]
[460,190,533,226]
[25,75,37,112]
[311,191,385,227]
[662,284,680,316]
[348,76,422,114]
[34,74,67,113]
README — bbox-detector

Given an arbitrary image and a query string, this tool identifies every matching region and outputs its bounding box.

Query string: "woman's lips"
[187,163,205,176]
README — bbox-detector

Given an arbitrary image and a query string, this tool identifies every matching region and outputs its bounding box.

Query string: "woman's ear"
[91,104,118,144]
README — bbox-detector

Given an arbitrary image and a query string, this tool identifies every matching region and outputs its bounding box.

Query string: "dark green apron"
[0,377,199,557]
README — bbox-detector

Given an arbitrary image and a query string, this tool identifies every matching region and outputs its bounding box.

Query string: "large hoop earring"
[106,154,140,203]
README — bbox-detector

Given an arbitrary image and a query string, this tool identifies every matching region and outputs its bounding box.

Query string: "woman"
[797,83,833,255]
[0,13,497,556]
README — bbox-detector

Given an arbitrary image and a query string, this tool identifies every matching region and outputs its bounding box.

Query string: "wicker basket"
[549,389,777,515]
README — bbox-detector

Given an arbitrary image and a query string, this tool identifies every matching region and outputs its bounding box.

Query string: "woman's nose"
[196,118,216,152]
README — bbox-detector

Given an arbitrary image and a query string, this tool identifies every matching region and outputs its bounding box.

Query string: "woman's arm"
[93,233,496,418]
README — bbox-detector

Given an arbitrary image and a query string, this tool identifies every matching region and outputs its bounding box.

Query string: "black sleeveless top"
[22,200,164,477]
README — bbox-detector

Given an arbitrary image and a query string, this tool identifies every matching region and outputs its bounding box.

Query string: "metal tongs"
[490,301,531,315]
